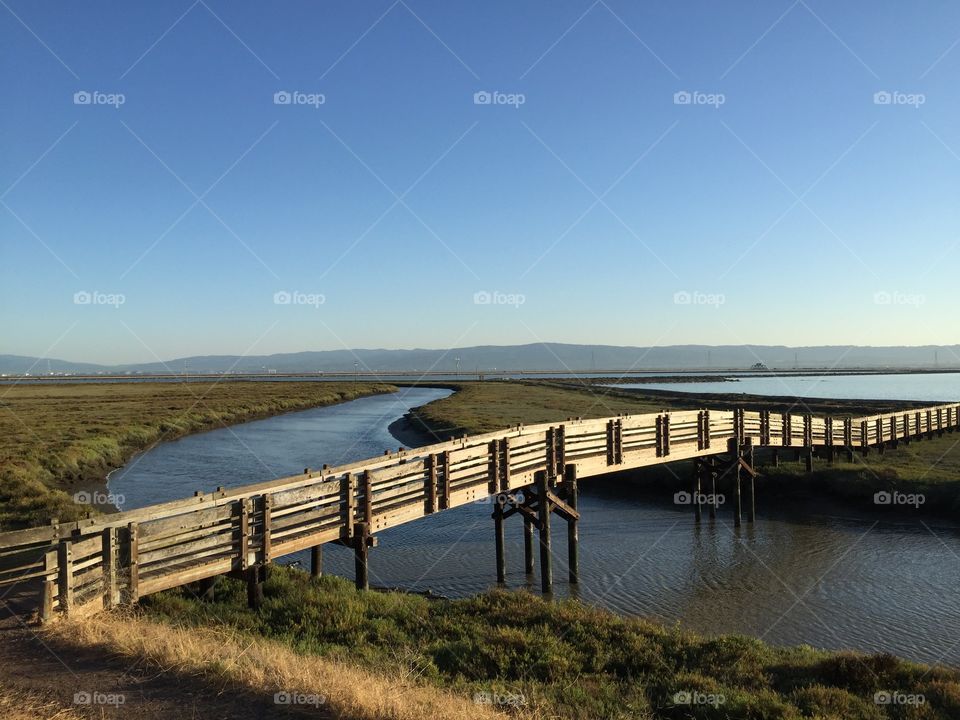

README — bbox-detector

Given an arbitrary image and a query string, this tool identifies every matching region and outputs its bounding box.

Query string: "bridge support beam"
[804,448,814,474]
[729,440,742,528]
[523,518,534,575]
[246,565,265,610]
[707,458,717,519]
[564,464,579,584]
[198,575,217,602]
[535,471,553,595]
[311,545,323,578]
[493,499,506,584]
[353,523,370,591]
[771,449,779,468]
[692,459,703,523]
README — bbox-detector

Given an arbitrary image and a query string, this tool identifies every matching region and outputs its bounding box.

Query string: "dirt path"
[0,603,329,720]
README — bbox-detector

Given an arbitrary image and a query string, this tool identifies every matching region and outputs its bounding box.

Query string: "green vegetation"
[406,381,666,439]
[0,381,394,530]
[145,566,960,719]
[756,438,960,514]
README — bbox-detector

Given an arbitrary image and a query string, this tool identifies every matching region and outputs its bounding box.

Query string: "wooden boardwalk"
[1,402,958,619]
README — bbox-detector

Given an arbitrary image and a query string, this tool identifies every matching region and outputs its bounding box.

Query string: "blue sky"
[3,1,960,364]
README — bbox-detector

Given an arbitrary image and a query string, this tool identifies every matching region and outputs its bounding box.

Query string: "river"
[108,385,960,667]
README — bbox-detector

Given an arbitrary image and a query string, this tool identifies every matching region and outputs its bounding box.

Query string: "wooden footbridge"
[2,402,958,619]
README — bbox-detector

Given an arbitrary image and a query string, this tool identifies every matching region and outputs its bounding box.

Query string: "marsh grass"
[0,381,394,529]
[143,566,960,719]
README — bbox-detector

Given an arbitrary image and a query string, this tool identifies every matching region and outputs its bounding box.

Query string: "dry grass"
[0,690,85,720]
[51,611,511,720]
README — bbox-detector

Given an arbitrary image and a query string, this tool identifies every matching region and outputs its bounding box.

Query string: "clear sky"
[3,1,960,364]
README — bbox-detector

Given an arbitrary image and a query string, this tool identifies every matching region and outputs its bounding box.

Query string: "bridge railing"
[1,402,958,619]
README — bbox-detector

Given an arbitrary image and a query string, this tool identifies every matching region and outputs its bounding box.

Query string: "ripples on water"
[109,386,960,667]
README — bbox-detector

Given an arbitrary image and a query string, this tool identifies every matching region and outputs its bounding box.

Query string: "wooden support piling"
[523,518,534,575]
[535,471,552,595]
[246,565,264,609]
[310,545,323,578]
[493,498,506,584]
[354,522,370,591]
[564,464,579,584]
[198,575,217,602]
[708,460,717,520]
[729,439,742,528]
[692,459,702,523]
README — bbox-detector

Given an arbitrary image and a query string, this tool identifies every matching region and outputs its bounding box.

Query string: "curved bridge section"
[1,402,958,619]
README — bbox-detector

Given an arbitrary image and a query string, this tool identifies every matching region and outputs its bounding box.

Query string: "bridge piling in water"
[564,464,579,584]
[692,459,703,523]
[493,498,506,584]
[535,471,553,595]
[353,522,370,591]
[523,518,534,575]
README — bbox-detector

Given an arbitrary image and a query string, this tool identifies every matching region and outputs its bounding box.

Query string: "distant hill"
[3,343,960,376]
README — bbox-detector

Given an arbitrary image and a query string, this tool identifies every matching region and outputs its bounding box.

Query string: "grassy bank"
[0,381,394,530]
[139,566,960,719]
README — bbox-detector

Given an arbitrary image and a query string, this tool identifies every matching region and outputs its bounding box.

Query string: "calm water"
[109,385,960,667]
[619,372,960,402]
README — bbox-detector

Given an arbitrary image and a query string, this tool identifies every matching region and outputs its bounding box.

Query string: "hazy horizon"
[4,2,960,364]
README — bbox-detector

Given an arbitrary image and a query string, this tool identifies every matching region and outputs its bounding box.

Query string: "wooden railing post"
[57,538,73,616]
[127,522,139,604]
[102,527,118,609]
